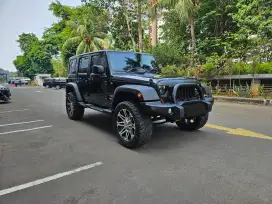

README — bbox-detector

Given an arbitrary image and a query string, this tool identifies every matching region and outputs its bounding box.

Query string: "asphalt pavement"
[0,86,272,204]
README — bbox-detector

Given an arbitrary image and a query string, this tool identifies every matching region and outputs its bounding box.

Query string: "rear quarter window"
[69,58,77,74]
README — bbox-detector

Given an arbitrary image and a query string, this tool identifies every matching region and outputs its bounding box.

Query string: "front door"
[87,52,110,107]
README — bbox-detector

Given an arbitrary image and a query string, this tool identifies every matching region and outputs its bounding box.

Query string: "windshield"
[107,51,160,73]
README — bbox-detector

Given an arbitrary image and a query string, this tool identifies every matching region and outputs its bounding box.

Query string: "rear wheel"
[113,101,153,149]
[66,92,84,120]
[176,113,209,131]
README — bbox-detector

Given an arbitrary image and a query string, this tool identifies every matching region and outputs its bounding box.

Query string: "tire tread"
[66,92,84,120]
[114,101,152,148]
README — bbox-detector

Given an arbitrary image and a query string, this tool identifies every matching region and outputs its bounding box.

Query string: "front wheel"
[66,92,84,120]
[176,113,209,131]
[113,101,153,149]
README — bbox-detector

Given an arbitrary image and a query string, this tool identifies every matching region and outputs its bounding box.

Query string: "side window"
[78,56,90,73]
[90,53,107,73]
[69,59,77,74]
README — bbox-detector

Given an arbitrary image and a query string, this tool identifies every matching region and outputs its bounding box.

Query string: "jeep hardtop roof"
[69,50,154,61]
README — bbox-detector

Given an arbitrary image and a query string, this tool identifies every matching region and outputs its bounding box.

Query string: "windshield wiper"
[125,67,146,73]
[145,68,160,74]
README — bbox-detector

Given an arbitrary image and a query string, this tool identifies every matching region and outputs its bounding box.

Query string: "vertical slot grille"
[176,86,201,102]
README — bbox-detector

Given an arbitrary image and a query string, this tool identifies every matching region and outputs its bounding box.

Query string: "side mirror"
[92,65,105,74]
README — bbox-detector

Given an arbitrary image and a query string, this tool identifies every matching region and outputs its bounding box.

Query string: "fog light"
[168,108,173,115]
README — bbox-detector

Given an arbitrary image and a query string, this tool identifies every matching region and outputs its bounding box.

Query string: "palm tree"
[162,0,200,65]
[63,19,110,55]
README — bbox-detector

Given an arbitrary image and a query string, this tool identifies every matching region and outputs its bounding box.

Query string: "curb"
[214,96,272,106]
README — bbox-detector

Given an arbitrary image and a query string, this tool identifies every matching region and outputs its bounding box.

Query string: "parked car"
[0,85,11,102]
[14,80,23,87]
[52,77,67,89]
[65,50,214,149]
[43,78,54,88]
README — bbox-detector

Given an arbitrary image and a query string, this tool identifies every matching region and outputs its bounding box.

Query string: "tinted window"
[107,52,159,73]
[91,53,107,68]
[78,56,89,73]
[69,59,77,74]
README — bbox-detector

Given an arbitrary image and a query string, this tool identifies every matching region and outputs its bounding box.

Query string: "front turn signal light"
[137,93,143,101]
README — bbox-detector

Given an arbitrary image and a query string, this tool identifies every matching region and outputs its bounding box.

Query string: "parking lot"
[1,86,272,204]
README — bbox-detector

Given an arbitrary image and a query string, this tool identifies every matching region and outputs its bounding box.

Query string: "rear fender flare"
[66,83,83,102]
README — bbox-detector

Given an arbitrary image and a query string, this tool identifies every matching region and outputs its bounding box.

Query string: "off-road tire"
[66,92,84,120]
[0,95,10,102]
[176,113,209,131]
[113,101,153,149]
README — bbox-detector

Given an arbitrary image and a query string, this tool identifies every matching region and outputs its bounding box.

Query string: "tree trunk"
[121,0,136,50]
[189,15,196,66]
[150,0,157,47]
[138,0,143,52]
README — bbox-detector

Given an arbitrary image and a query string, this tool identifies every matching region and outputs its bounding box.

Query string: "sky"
[0,0,81,72]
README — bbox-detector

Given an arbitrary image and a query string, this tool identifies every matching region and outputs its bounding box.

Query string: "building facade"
[0,68,10,83]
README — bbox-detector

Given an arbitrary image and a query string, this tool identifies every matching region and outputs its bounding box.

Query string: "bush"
[256,62,272,74]
[232,62,251,75]
[30,81,38,86]
[202,53,226,78]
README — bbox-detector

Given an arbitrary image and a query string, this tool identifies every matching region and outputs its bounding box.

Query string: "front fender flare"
[113,85,160,102]
[66,82,83,102]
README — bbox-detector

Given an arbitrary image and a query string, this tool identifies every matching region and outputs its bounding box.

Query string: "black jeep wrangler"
[0,85,11,102]
[65,50,214,148]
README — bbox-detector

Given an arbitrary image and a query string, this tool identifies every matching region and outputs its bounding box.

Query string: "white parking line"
[0,109,29,114]
[0,120,45,127]
[0,125,52,136]
[0,162,103,196]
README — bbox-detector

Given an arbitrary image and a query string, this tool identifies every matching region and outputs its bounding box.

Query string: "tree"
[13,33,53,78]
[149,0,158,47]
[196,0,238,57]
[162,0,200,65]
[230,0,272,61]
[137,0,143,52]
[17,33,39,53]
[51,58,67,77]
[63,19,110,55]
[47,1,111,64]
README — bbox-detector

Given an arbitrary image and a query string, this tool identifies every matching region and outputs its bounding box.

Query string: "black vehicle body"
[43,78,54,88]
[65,50,214,148]
[52,77,67,89]
[0,85,11,102]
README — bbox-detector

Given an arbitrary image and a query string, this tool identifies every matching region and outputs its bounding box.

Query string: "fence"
[211,85,272,99]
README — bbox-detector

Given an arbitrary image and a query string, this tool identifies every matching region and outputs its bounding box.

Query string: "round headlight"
[158,85,167,95]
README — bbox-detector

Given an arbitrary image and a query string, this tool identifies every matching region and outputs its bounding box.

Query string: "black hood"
[111,72,201,87]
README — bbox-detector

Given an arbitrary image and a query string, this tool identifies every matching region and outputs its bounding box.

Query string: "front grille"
[176,86,202,102]
[1,90,9,95]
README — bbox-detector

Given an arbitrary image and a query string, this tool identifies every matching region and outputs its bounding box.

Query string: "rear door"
[77,55,91,102]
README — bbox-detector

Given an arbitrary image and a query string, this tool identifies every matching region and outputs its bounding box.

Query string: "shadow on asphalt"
[80,112,208,150]
[0,101,11,104]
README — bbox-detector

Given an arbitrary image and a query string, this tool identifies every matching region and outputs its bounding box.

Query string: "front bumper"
[141,97,214,122]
